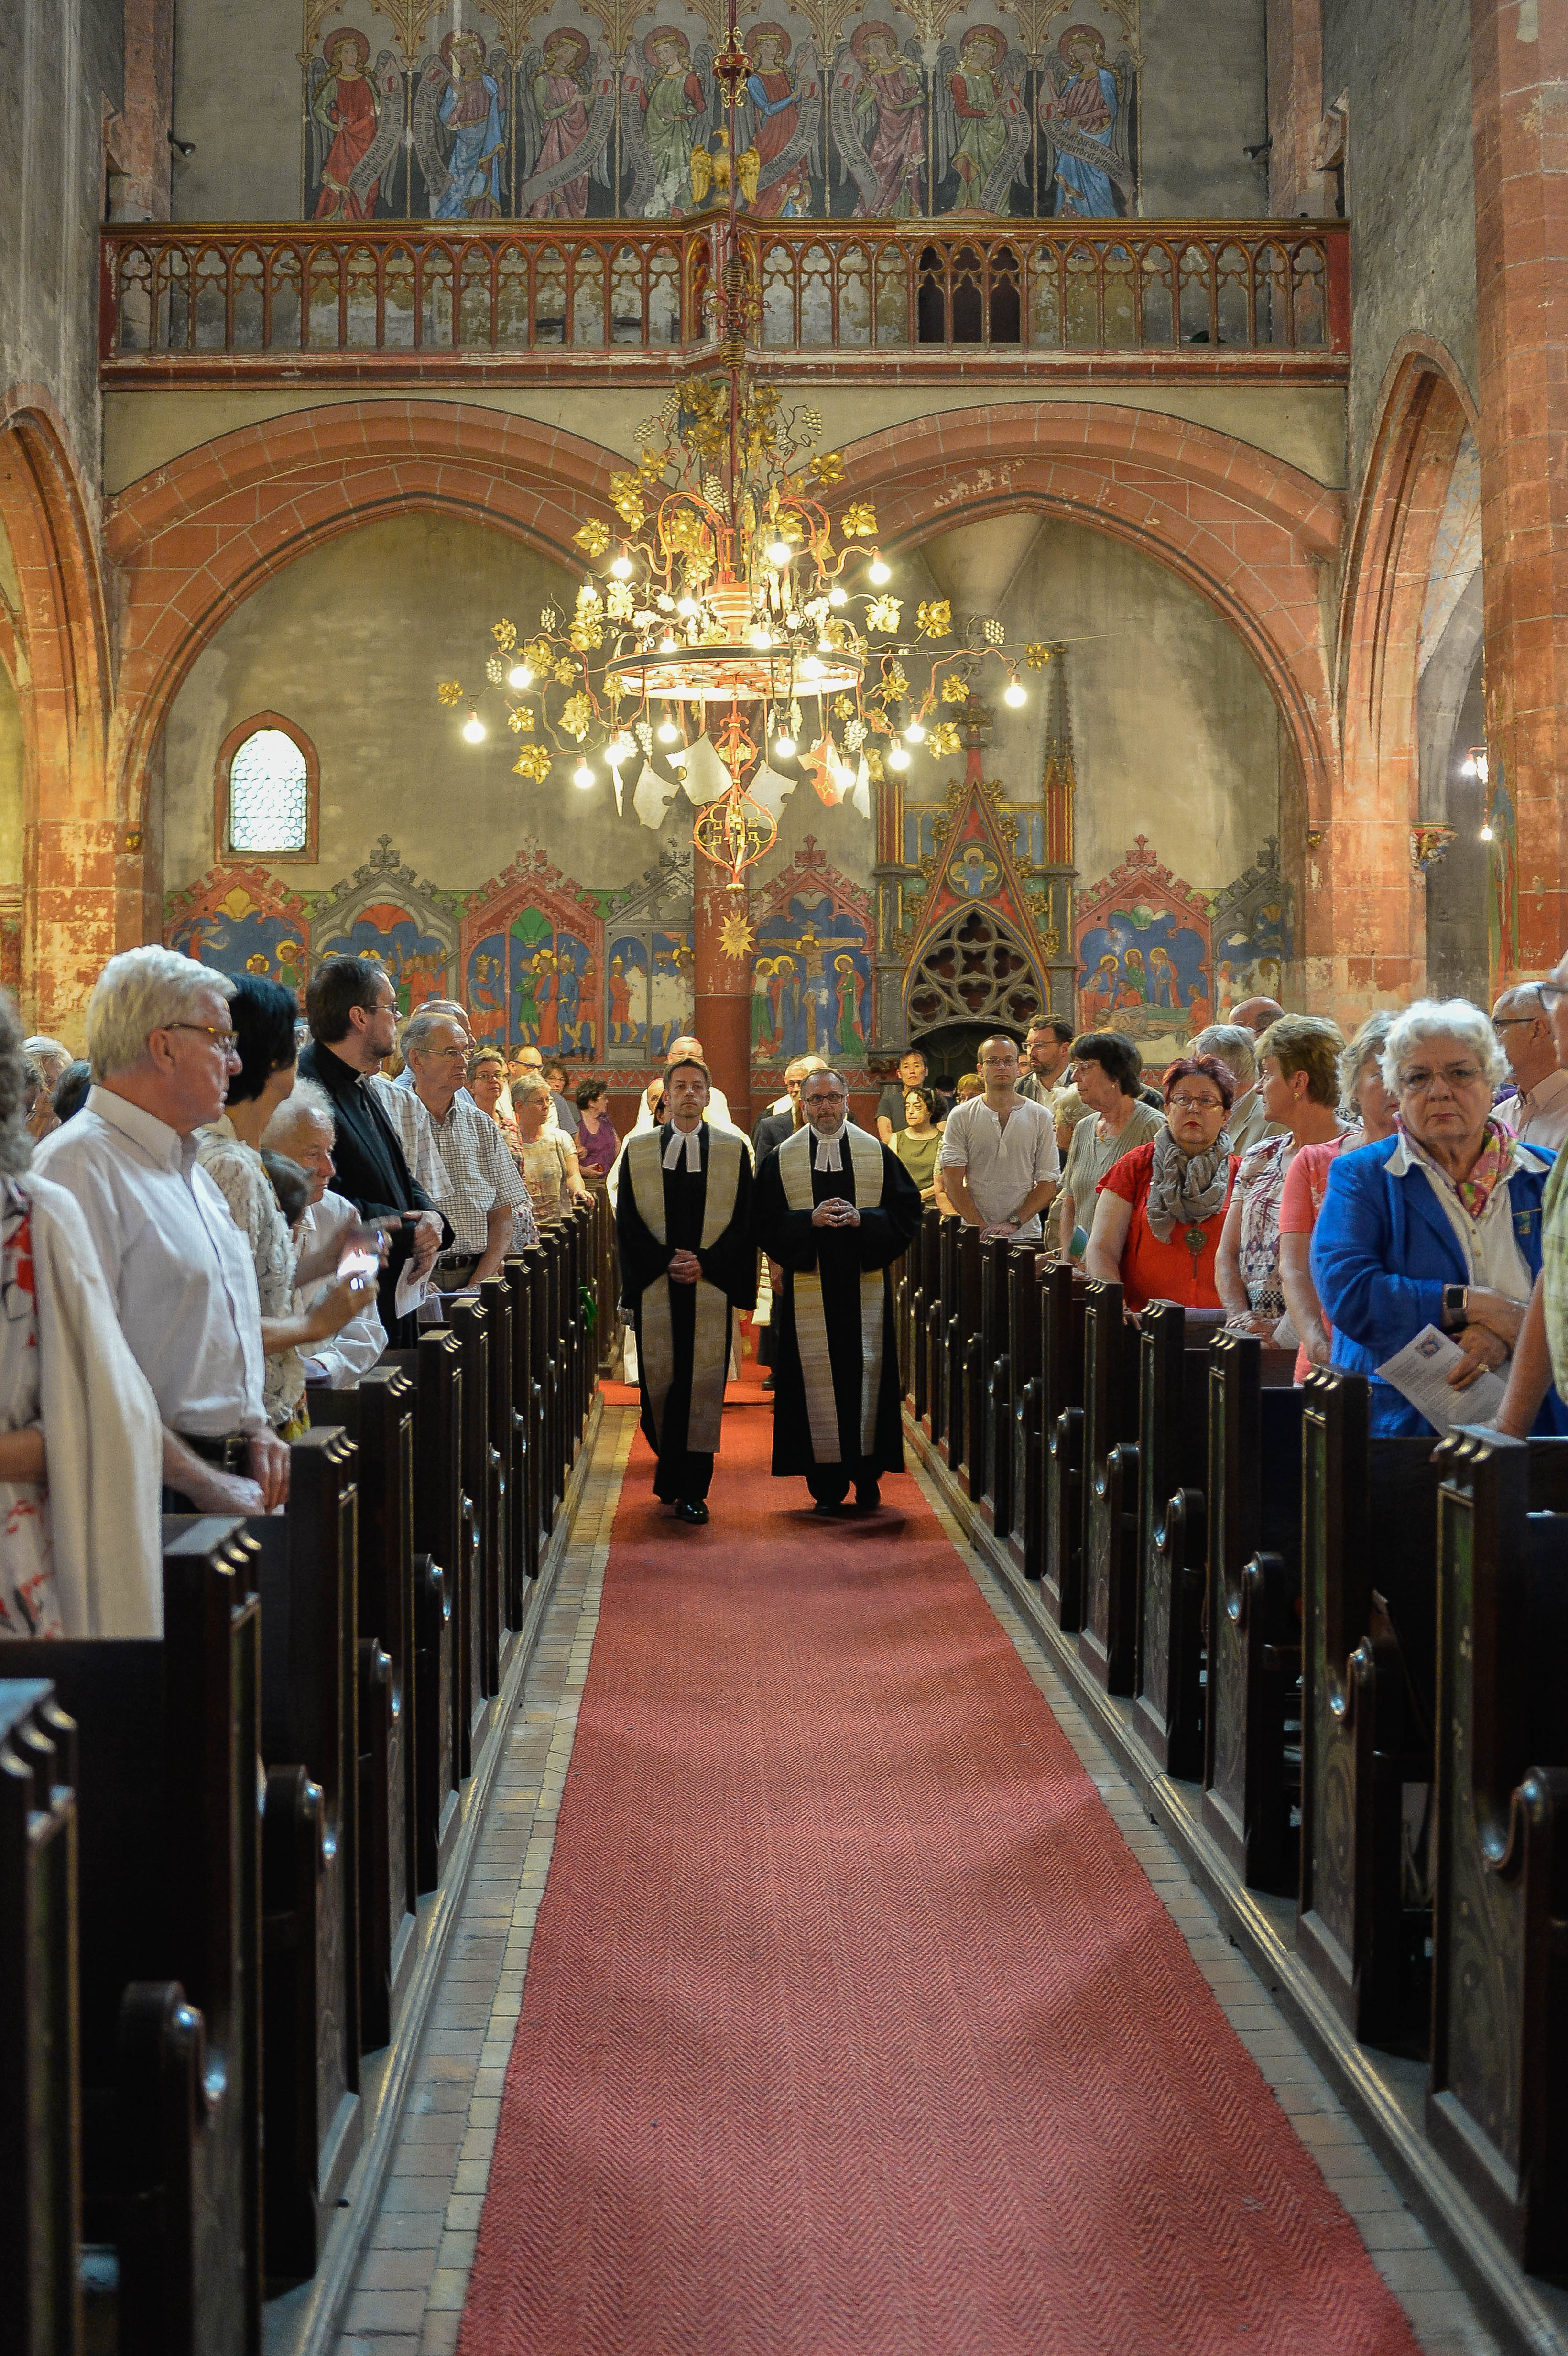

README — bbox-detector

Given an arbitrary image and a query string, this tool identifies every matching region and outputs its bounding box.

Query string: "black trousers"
[806,1456,879,1506]
[653,1445,715,1503]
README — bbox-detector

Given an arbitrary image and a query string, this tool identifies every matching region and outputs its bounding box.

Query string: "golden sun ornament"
[718,910,756,962]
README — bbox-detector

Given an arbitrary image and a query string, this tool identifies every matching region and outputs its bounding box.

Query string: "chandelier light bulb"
[1004,676,1026,708]
[868,555,891,585]
[750,626,773,650]
[659,631,678,653]
[1480,822,1494,842]
[462,711,486,743]
[828,584,848,608]
[506,662,532,691]
[768,538,792,567]
[610,552,633,580]
[888,741,911,772]
[800,654,825,682]
[657,714,680,744]
[905,718,926,744]
[774,731,796,759]
[572,759,594,789]
[676,594,699,618]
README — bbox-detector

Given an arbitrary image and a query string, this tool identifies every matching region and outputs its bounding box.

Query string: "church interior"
[3,0,1568,2351]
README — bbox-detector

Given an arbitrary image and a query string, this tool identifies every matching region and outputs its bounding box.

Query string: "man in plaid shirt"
[372,1010,536,1286]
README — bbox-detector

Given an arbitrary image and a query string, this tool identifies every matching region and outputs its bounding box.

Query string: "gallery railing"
[100,218,1349,374]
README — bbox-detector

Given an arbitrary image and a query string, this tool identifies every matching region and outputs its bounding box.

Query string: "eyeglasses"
[163,1021,239,1051]
[1493,1016,1540,1032]
[1397,1064,1487,1093]
[1537,981,1568,1013]
[1167,1094,1224,1115]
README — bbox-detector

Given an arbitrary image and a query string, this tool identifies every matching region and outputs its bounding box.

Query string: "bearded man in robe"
[616,1058,755,1525]
[752,1067,921,1514]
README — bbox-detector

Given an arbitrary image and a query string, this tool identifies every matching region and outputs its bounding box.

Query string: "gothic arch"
[1325,339,1477,1009]
[104,399,628,836]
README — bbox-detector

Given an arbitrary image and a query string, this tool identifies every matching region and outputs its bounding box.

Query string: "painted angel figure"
[308,29,403,219]
[932,26,1029,215]
[734,23,819,219]
[517,30,616,218]
[835,21,926,219]
[623,29,714,218]
[424,29,507,221]
[1038,23,1136,218]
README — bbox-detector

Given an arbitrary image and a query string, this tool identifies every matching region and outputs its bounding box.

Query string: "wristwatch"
[1442,1283,1468,1331]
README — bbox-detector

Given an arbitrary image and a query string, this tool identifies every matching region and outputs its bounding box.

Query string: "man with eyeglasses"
[33,945,290,1515]
[1492,960,1568,1437]
[373,1010,535,1291]
[1491,981,1568,1150]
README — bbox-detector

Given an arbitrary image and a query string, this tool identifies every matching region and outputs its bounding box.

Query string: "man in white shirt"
[937,1034,1060,1240]
[33,945,288,1515]
[375,1011,534,1285]
[264,1079,388,1387]
[1492,982,1568,1150]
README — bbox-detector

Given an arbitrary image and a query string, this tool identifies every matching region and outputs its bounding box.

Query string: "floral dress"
[198,1121,304,1430]
[0,1179,56,1638]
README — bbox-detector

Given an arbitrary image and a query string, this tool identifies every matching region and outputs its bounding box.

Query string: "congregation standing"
[9,932,1568,1633]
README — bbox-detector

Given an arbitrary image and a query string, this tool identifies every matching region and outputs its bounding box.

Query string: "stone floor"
[336,1401,1503,2356]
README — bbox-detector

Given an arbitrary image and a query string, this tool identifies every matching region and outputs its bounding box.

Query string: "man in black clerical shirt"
[752,1066,921,1514]
[299,956,447,1349]
[616,1057,755,1524]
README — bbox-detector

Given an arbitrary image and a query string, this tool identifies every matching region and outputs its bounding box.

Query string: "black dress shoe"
[675,1497,709,1525]
[761,1373,775,1391]
[854,1479,882,1510]
[813,1496,850,1516]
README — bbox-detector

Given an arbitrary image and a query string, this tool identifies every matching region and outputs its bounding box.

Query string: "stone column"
[1471,0,1568,980]
[692,878,752,1129]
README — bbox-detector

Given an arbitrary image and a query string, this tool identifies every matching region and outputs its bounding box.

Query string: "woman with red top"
[1084,1053,1241,1312]
[1278,1011,1398,1375]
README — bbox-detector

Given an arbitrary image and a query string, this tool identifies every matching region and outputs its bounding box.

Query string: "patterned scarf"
[1144,1125,1233,1243]
[1448,1116,1513,1220]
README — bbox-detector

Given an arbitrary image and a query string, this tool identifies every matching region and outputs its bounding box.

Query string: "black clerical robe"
[299,1039,449,1349]
[616,1121,756,1502]
[752,1122,921,1500]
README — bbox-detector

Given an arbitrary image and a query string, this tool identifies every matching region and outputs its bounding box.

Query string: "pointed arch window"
[215,712,319,863]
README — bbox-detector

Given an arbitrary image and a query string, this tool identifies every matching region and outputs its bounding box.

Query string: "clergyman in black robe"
[751,1068,922,1512]
[615,1060,756,1523]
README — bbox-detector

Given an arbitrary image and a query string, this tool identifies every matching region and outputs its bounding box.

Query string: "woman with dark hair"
[1083,1052,1241,1312]
[197,974,367,1436]
[573,1078,620,1180]
[0,990,164,1638]
[890,1084,947,1204]
[1054,1030,1162,1259]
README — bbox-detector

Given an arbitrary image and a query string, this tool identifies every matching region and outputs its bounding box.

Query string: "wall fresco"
[165,869,311,992]
[300,0,1139,220]
[1072,835,1212,1059]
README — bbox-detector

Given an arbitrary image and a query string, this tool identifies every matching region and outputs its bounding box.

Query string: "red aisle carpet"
[459,1382,1419,2356]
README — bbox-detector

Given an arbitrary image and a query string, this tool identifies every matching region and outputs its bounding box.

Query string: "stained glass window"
[228,727,309,852]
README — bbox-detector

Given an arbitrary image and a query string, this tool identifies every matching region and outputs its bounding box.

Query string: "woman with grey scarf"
[1083,1053,1241,1313]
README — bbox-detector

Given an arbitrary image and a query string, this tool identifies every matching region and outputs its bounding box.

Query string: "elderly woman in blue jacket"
[1311,998,1566,1436]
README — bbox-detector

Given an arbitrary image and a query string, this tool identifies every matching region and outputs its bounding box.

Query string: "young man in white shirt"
[937,1034,1060,1240]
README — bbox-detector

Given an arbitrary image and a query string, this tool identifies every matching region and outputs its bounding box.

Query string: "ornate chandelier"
[436,5,1047,887]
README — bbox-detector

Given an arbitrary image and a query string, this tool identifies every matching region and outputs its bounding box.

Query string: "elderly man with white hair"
[32,944,290,1513]
[373,1009,535,1287]
[264,1077,389,1388]
[1191,1022,1281,1156]
[1311,996,1567,1438]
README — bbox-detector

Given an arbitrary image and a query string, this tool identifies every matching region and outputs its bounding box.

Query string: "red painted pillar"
[1471,0,1568,982]
[693,877,752,1130]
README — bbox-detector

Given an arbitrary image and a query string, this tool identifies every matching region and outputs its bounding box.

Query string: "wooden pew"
[501,1254,541,1589]
[246,1427,363,2284]
[1079,1277,1142,1694]
[327,1365,424,2041]
[1042,1261,1089,1632]
[908,1207,940,1426]
[1426,1428,1568,2274]
[0,1678,80,2356]
[8,1518,264,2356]
[923,1215,958,1448]
[943,1224,980,1483]
[389,1327,472,1783]
[445,1296,501,1759]
[1296,1370,1442,2045]
[1006,1247,1047,1582]
[1201,1330,1304,1894]
[1132,1301,1216,1779]
[479,1268,526,1632]
[977,1233,1013,1531]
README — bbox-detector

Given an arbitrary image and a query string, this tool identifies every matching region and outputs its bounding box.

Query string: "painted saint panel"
[298,3,1138,222]
[753,886,872,1064]
[165,872,308,993]
[1073,837,1212,1065]
[315,902,449,1013]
